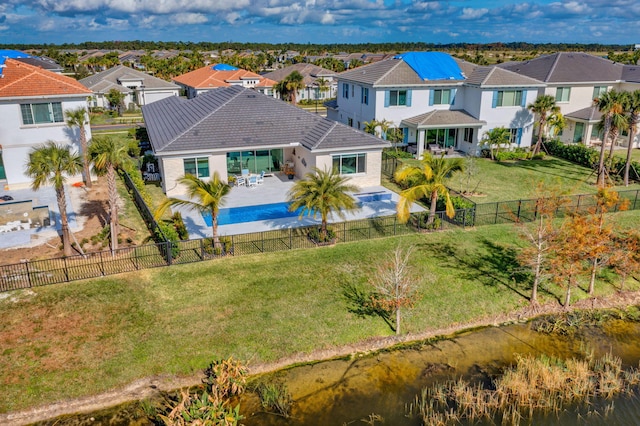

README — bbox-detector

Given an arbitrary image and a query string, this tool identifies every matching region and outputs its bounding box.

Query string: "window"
[593,86,607,100]
[556,87,571,102]
[494,90,523,107]
[351,84,355,98]
[508,128,523,145]
[432,89,451,105]
[332,153,366,175]
[347,118,353,127]
[463,128,474,144]
[388,90,408,106]
[361,87,369,105]
[342,83,349,99]
[183,157,209,178]
[20,102,64,125]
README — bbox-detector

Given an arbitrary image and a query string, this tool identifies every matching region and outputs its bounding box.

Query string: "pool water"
[203,202,304,226]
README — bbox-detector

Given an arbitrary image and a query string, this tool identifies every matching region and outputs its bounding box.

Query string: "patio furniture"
[247,175,258,188]
[428,144,444,155]
[235,175,246,187]
[256,171,265,185]
[241,168,250,177]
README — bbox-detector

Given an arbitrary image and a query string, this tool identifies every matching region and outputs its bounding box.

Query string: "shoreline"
[3,290,640,426]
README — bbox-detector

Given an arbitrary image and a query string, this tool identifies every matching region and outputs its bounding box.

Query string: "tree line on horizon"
[1,40,636,55]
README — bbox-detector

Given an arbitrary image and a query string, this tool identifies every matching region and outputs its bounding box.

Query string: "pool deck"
[173,173,425,238]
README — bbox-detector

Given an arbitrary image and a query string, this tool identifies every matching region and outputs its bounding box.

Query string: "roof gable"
[466,66,543,87]
[172,64,270,89]
[503,52,624,83]
[79,65,179,90]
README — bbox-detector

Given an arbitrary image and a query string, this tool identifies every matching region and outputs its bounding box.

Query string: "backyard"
[1,212,639,416]
[1,152,640,419]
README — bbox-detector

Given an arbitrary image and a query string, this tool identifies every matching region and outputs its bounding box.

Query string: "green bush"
[412,213,442,231]
[308,227,336,243]
[384,148,414,159]
[171,212,189,240]
[157,222,179,259]
[495,150,528,161]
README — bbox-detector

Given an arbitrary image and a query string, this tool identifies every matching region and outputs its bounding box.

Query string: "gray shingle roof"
[465,66,543,87]
[565,106,602,122]
[502,52,624,83]
[80,65,179,91]
[401,109,485,128]
[622,65,640,83]
[142,86,389,155]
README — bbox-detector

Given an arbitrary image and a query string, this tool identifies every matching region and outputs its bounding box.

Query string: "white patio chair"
[256,171,265,185]
[235,175,246,187]
[248,175,258,188]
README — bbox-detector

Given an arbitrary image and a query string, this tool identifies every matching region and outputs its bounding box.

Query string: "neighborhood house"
[142,85,390,197]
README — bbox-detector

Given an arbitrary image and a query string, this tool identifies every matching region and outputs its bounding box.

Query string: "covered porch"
[401,110,485,158]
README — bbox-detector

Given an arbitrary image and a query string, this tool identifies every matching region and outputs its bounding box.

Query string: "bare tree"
[369,246,421,335]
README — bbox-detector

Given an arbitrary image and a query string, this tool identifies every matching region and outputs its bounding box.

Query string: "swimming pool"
[203,202,304,226]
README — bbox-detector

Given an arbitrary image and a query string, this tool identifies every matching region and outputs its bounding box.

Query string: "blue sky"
[0,0,638,46]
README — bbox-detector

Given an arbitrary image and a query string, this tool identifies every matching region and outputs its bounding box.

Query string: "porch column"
[417,129,426,159]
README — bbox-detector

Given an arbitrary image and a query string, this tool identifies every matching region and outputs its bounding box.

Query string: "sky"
[0,0,639,46]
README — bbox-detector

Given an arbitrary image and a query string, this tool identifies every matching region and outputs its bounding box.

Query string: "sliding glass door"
[226,149,284,175]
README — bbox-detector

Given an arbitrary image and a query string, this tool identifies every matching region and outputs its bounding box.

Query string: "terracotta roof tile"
[172,64,273,88]
[0,59,91,98]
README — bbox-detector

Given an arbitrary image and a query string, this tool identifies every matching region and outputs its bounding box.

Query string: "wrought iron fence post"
[289,228,292,249]
[25,261,32,288]
[63,257,69,282]
[100,251,105,275]
[166,241,172,265]
[494,203,499,225]
[516,200,522,222]
[634,190,639,210]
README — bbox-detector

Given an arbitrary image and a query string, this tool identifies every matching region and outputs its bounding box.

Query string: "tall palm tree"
[276,71,306,105]
[88,136,133,253]
[395,154,464,224]
[623,90,640,186]
[315,77,329,99]
[594,90,626,186]
[528,94,560,155]
[155,173,231,249]
[26,141,82,257]
[65,107,92,188]
[287,167,360,241]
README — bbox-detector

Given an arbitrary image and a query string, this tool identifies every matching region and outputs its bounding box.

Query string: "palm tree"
[276,71,306,105]
[363,119,380,136]
[623,90,640,186]
[594,90,626,186]
[528,94,560,155]
[547,112,566,138]
[481,127,511,160]
[88,136,133,253]
[287,167,360,241]
[26,141,82,257]
[395,154,464,225]
[155,173,231,249]
[65,107,92,188]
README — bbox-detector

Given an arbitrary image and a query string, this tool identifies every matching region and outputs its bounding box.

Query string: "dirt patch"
[2,291,640,426]
[0,177,137,265]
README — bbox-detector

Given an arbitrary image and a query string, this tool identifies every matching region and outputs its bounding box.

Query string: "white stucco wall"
[0,96,91,189]
[142,89,179,105]
[314,149,383,188]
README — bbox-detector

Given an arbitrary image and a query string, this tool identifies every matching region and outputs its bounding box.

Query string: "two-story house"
[327,51,543,156]
[501,52,640,148]
[0,58,92,189]
[172,64,277,99]
[262,63,338,104]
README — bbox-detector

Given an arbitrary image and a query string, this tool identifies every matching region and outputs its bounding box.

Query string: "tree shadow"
[418,239,559,303]
[341,281,395,332]
[77,198,109,231]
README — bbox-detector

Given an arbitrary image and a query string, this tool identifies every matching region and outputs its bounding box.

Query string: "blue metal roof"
[212,64,238,71]
[0,50,31,74]
[394,52,465,81]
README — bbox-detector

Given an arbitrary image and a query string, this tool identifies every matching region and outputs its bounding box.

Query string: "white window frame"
[556,87,571,103]
[20,102,64,125]
[332,153,366,175]
[183,157,210,178]
[496,90,523,107]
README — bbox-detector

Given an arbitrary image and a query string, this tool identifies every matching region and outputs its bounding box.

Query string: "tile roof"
[142,85,389,154]
[501,52,625,83]
[0,59,91,98]
[80,65,179,91]
[172,64,276,89]
[465,66,543,87]
[402,109,486,128]
[622,65,640,83]
[565,106,602,122]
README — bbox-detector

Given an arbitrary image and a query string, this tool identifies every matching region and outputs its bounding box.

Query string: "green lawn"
[613,147,640,163]
[398,156,640,203]
[1,212,639,413]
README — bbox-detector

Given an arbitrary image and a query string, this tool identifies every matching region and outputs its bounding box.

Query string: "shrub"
[171,212,189,240]
[308,227,336,243]
[257,382,292,418]
[412,213,442,231]
[384,148,414,159]
[495,150,528,161]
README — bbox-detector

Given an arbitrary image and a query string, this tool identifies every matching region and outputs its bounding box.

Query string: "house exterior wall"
[140,89,179,105]
[476,88,536,149]
[314,148,382,188]
[0,96,90,189]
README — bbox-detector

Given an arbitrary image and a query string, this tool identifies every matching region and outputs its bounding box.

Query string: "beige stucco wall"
[160,154,232,197]
[314,149,382,188]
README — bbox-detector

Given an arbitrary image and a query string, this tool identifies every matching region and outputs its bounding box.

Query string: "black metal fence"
[0,211,457,292]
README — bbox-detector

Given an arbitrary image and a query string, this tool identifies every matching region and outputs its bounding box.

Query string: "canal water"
[38,315,640,425]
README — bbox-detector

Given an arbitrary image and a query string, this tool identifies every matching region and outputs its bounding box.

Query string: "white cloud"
[460,7,488,20]
[174,13,208,25]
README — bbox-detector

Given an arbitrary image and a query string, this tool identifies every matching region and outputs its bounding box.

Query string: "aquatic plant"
[257,382,293,418]
[408,352,640,425]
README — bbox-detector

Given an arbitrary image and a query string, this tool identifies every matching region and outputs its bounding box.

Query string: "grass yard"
[613,147,640,163]
[397,155,640,203]
[1,211,639,413]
